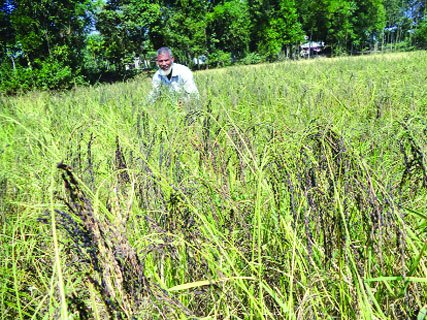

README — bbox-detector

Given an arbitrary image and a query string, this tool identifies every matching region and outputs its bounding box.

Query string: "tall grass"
[1,51,427,319]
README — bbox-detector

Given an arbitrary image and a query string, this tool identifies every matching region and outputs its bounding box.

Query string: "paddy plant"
[1,51,427,319]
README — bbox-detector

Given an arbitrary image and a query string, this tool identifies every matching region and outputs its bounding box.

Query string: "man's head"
[156,47,174,75]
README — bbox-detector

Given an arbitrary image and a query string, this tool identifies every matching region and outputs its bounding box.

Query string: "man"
[148,47,199,105]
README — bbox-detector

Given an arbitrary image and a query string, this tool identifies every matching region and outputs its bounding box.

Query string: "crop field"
[1,51,427,319]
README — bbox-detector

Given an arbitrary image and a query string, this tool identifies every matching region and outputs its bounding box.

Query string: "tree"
[0,1,15,66]
[248,0,304,58]
[406,0,427,49]
[383,0,413,48]
[413,15,427,48]
[206,0,251,59]
[150,0,208,65]
[352,0,386,52]
[324,0,357,54]
[298,0,369,55]
[6,0,93,67]
[0,0,94,91]
[408,0,426,23]
[297,0,329,41]
[298,0,385,54]
[96,0,161,74]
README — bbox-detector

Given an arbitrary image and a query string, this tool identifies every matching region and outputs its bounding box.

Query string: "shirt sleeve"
[182,68,199,97]
[147,73,161,104]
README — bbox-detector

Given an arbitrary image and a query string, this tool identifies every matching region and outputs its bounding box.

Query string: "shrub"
[208,50,232,68]
[0,61,36,94]
[238,52,265,65]
[413,18,427,49]
[35,57,84,90]
[0,58,85,94]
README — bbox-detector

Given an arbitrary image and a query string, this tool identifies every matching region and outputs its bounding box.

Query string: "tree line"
[1,0,426,94]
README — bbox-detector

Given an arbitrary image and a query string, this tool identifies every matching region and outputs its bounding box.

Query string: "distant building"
[125,56,151,70]
[193,55,207,66]
[300,41,325,58]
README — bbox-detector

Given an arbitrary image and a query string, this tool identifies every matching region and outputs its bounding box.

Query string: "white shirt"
[148,63,199,103]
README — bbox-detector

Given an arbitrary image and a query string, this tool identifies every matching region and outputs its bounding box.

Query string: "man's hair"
[157,47,173,57]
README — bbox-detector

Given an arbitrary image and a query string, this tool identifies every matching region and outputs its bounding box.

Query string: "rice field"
[1,51,427,319]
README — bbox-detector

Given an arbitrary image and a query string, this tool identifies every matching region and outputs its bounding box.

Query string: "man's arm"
[182,69,199,99]
[147,73,161,104]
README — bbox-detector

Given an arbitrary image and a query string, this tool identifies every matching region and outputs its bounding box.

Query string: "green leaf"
[168,276,255,292]
[418,307,427,320]
[365,276,427,283]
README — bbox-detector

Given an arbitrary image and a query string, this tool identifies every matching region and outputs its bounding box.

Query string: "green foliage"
[249,0,304,58]
[81,33,108,81]
[325,0,357,52]
[152,0,208,64]
[352,0,386,51]
[0,56,84,94]
[413,17,427,48]
[96,0,160,72]
[239,52,266,65]
[0,0,93,92]
[1,52,427,318]
[7,0,92,65]
[409,0,427,23]
[206,0,251,58]
[0,6,13,53]
[35,57,82,90]
[207,49,232,67]
[297,0,327,40]
[298,0,385,54]
[384,0,405,32]
[0,61,35,94]
[0,0,425,91]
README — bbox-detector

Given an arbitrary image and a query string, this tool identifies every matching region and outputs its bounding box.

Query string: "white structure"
[193,55,207,65]
[300,41,325,58]
[125,56,151,70]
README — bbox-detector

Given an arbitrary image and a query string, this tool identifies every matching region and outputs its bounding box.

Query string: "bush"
[0,58,85,94]
[208,50,232,68]
[36,57,84,90]
[238,52,265,65]
[0,62,36,95]
[413,18,427,49]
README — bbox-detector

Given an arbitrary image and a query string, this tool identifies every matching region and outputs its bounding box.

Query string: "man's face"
[156,53,174,72]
